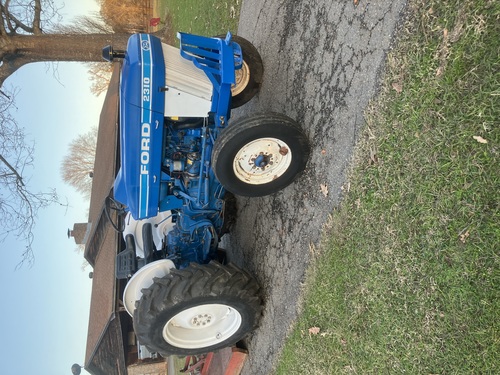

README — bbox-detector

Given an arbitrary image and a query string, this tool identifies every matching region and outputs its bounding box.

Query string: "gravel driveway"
[220,1,408,374]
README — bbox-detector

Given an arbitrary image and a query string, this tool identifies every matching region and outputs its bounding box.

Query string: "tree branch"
[1,0,35,35]
[0,3,8,35]
[0,88,10,99]
[32,0,42,34]
[0,153,24,185]
[0,55,28,87]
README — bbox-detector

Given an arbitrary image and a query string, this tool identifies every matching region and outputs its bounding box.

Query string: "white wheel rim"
[233,137,292,185]
[163,304,242,349]
[231,61,250,96]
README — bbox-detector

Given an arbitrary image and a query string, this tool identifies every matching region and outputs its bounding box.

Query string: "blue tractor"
[102,32,310,357]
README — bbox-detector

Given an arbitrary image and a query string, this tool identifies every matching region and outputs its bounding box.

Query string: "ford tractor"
[102,32,310,357]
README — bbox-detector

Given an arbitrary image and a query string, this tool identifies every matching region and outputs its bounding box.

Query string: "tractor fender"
[123,259,176,316]
[122,211,175,258]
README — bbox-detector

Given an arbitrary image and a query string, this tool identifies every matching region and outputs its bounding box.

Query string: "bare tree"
[0,88,62,266]
[98,0,149,33]
[69,1,152,96]
[56,1,161,97]
[60,127,98,199]
[86,60,114,96]
[0,0,132,88]
[0,0,149,264]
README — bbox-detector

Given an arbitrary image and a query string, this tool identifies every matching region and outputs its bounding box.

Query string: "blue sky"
[0,1,105,374]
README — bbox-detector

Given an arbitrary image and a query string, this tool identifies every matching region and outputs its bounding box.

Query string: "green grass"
[155,0,240,43]
[168,355,190,374]
[275,0,499,374]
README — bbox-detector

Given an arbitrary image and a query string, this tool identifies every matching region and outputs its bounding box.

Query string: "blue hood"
[114,34,166,220]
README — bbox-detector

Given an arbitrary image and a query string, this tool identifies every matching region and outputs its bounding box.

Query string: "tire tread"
[134,261,261,356]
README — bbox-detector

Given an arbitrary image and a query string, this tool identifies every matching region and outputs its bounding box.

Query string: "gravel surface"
[220,1,408,374]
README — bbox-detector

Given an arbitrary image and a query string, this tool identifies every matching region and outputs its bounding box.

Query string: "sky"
[0,1,106,374]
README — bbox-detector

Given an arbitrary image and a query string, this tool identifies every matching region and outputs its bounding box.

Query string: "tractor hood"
[114,34,166,220]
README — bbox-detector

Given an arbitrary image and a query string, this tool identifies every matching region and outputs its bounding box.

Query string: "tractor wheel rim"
[231,61,250,96]
[163,304,242,349]
[233,137,292,185]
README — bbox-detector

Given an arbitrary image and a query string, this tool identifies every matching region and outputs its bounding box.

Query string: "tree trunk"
[9,33,131,62]
[0,32,131,86]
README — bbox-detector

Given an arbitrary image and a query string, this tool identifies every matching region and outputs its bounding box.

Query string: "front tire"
[229,35,264,108]
[212,113,310,197]
[133,262,261,356]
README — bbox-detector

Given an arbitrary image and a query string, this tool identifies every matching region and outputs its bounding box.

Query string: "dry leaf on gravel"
[320,184,329,197]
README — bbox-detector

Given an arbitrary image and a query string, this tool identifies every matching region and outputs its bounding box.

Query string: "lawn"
[154,0,240,44]
[275,0,499,373]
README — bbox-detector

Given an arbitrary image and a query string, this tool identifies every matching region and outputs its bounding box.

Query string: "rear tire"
[133,262,261,356]
[212,113,310,197]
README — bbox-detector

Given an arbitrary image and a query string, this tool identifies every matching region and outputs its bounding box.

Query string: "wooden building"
[72,63,167,375]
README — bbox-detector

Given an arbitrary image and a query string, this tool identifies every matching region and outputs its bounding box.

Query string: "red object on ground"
[179,347,248,375]
[149,17,161,27]
[204,347,248,375]
[223,348,248,375]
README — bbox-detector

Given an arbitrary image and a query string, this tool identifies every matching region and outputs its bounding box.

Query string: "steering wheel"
[104,195,127,232]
